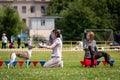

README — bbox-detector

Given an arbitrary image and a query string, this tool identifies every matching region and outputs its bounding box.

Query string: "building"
[0,0,53,39]
[29,16,61,40]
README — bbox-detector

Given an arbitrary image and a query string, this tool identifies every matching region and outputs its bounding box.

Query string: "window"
[41,6,45,13]
[22,6,26,13]
[31,6,35,13]
[14,6,17,11]
[41,19,45,26]
[22,18,26,23]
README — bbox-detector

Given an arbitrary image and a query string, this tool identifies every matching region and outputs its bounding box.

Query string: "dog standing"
[88,46,113,67]
[7,47,33,68]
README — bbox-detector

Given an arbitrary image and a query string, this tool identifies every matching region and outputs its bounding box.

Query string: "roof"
[29,16,62,19]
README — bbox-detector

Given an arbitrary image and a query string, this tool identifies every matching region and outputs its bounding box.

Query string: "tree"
[46,0,120,40]
[59,0,98,40]
[45,0,76,16]
[0,6,27,39]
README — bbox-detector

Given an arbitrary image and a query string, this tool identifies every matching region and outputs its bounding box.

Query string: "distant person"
[39,29,63,68]
[9,36,14,48]
[27,36,32,49]
[1,33,8,49]
[17,35,21,48]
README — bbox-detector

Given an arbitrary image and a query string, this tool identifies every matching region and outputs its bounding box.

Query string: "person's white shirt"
[40,38,62,59]
[2,36,7,43]
[47,38,62,58]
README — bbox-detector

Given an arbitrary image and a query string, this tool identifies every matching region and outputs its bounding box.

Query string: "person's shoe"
[59,61,63,68]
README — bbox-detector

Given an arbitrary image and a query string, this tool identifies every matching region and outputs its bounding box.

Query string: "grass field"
[0,50,120,80]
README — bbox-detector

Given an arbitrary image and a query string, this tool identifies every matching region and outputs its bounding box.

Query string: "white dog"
[7,46,34,68]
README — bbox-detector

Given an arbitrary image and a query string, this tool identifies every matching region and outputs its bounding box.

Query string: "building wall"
[30,29,52,40]
[0,0,52,38]
[0,0,51,26]
[29,18,55,40]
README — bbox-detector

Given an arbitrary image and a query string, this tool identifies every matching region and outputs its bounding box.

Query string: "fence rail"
[0,41,120,52]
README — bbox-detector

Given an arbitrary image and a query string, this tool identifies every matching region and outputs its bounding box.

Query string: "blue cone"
[40,61,45,67]
[25,61,31,66]
[5,61,10,66]
[12,61,17,67]
[97,61,101,65]
[110,60,115,64]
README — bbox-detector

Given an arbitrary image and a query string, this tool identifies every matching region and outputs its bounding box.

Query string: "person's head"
[18,35,20,38]
[11,36,13,38]
[51,29,60,39]
[86,31,94,41]
[2,33,6,36]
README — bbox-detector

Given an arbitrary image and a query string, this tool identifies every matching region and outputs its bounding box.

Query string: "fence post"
[71,41,72,50]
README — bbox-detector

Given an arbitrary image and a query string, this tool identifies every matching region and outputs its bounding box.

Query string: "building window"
[14,6,17,11]
[22,6,26,13]
[41,6,45,13]
[31,6,35,13]
[41,19,45,26]
[22,18,26,23]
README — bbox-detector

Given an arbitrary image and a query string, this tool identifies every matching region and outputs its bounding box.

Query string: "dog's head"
[28,45,35,50]
[88,46,92,51]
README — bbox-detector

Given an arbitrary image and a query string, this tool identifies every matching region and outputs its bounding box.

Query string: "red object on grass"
[0,61,3,67]
[102,61,107,66]
[18,61,24,67]
[32,61,38,67]
[80,58,97,67]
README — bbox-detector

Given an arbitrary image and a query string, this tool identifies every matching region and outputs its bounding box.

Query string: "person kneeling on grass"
[39,29,63,68]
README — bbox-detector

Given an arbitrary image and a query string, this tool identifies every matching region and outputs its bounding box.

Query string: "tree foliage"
[0,6,27,39]
[46,0,120,40]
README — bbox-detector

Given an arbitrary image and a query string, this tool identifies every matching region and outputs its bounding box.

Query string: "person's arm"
[39,39,59,49]
[47,39,60,49]
[83,39,89,51]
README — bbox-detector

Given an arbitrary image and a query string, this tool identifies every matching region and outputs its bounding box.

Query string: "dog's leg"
[88,46,95,67]
[95,51,113,66]
[104,53,113,66]
[90,52,95,67]
[26,59,30,68]
[7,53,16,68]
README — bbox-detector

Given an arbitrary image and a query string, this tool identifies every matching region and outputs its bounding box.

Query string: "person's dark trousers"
[18,43,21,48]
[2,42,6,49]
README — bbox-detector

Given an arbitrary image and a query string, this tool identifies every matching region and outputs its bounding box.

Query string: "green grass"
[0,50,120,80]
